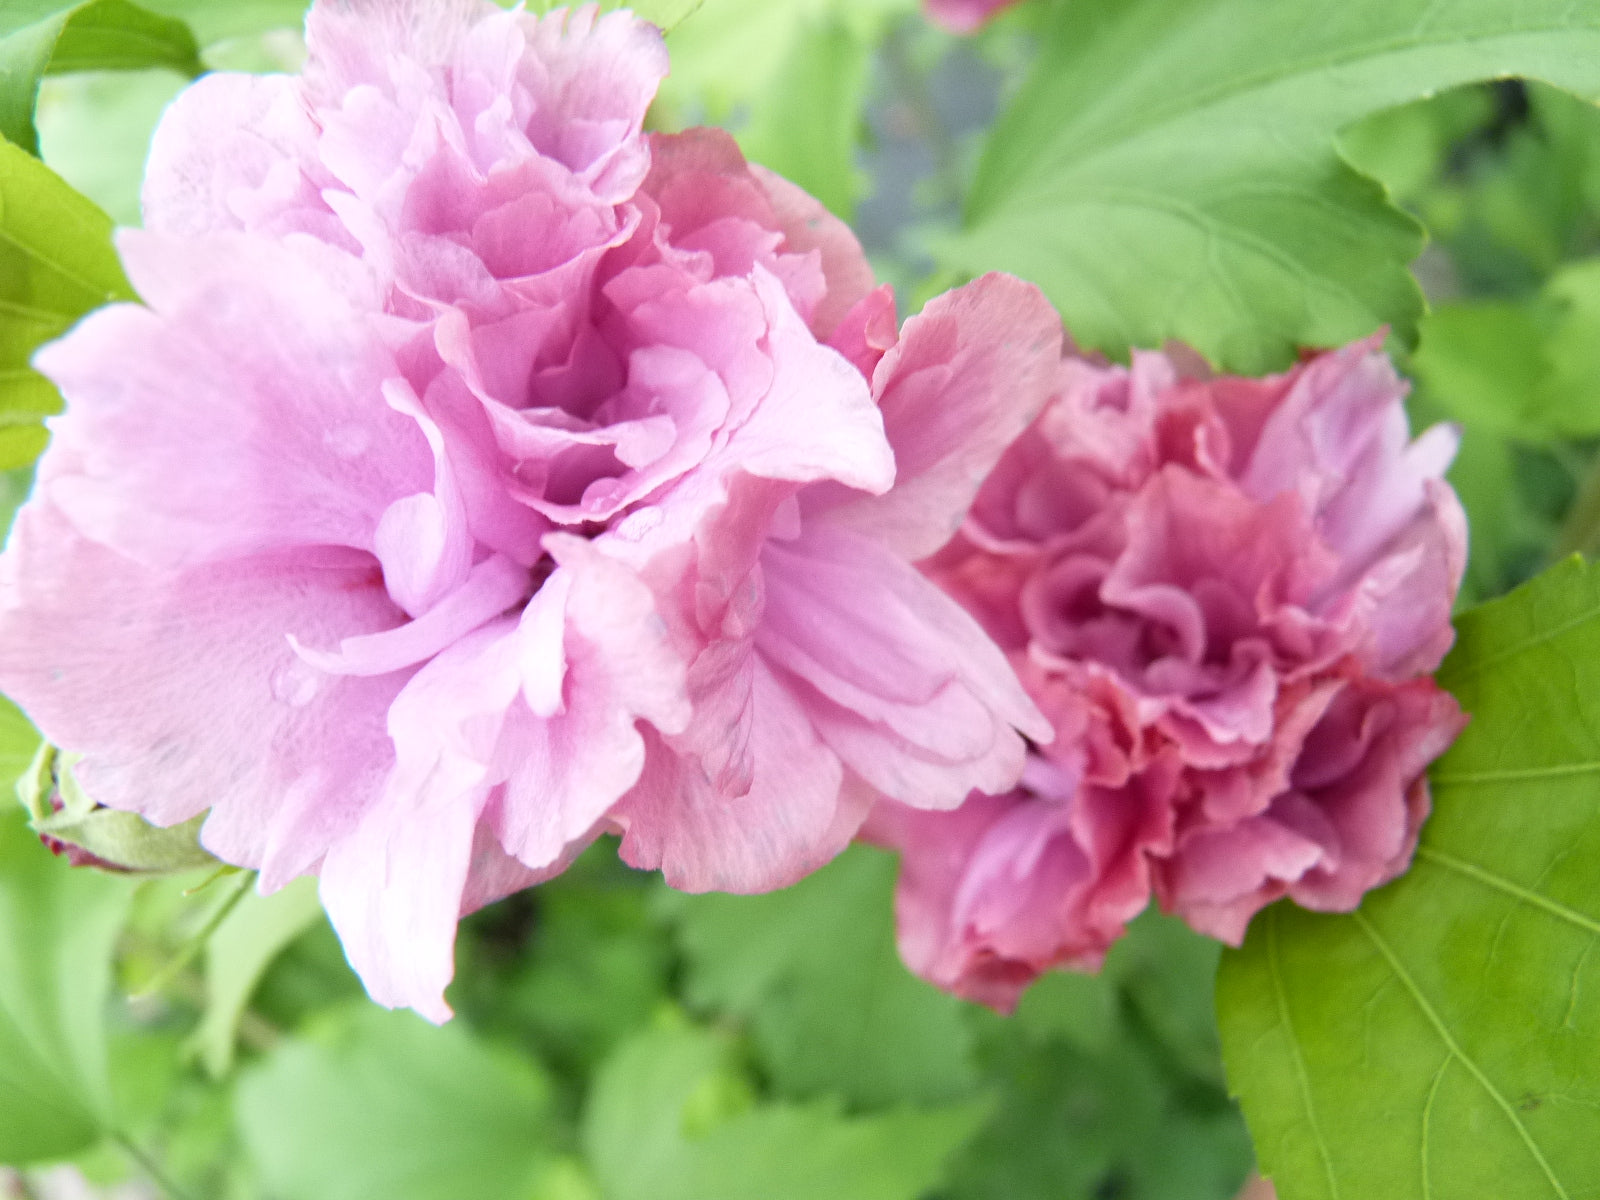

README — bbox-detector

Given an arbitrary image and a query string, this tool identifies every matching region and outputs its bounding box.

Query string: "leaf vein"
[1355,912,1570,1199]
[1432,761,1600,785]
[1267,907,1341,1200]
[1417,847,1600,936]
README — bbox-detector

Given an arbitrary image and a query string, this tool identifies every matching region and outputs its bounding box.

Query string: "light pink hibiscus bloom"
[868,335,1468,1009]
[0,0,1060,1019]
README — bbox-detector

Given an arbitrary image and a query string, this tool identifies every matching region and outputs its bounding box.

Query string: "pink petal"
[761,524,1049,809]
[489,534,691,868]
[319,616,525,1020]
[34,233,432,571]
[141,72,335,240]
[752,163,878,339]
[614,663,871,892]
[814,273,1063,560]
[0,501,407,888]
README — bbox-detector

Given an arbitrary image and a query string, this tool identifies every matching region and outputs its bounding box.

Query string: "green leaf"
[950,911,1250,1200]
[657,0,908,121]
[47,0,200,76]
[18,745,218,874]
[1412,263,1600,444]
[1535,259,1600,438]
[942,0,1600,372]
[1338,87,1496,209]
[0,805,136,1164]
[0,15,67,153]
[1405,260,1600,596]
[0,698,40,794]
[236,1005,557,1200]
[135,0,309,47]
[652,0,909,215]
[667,845,979,1109]
[1,0,199,153]
[947,1031,1251,1200]
[191,876,322,1078]
[0,137,130,469]
[478,842,671,1075]
[583,1020,986,1200]
[1217,554,1600,1200]
[1411,302,1549,439]
[734,16,870,218]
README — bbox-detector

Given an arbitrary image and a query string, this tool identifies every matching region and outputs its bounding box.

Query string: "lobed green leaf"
[1217,555,1600,1199]
[584,1020,985,1200]
[942,0,1600,372]
[236,1005,558,1200]
[667,845,979,1110]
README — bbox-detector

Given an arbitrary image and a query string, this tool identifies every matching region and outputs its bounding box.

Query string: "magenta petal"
[714,270,896,494]
[894,330,1468,1001]
[318,780,484,1024]
[292,554,530,677]
[518,6,668,200]
[923,0,1023,33]
[751,164,878,339]
[318,616,527,1020]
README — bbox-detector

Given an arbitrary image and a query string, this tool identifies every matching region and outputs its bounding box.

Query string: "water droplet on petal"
[270,658,323,708]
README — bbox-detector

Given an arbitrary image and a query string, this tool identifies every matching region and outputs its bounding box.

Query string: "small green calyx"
[17,743,218,874]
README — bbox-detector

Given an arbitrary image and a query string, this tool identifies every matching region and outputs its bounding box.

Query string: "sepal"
[17,743,217,873]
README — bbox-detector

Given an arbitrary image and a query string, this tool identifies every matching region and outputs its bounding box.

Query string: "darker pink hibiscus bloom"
[868,335,1468,1008]
[924,0,1025,34]
[0,0,1060,1019]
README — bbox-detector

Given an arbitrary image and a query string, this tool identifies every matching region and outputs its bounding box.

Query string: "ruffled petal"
[761,524,1049,809]
[34,233,432,570]
[614,663,871,892]
[814,273,1063,560]
[0,501,407,886]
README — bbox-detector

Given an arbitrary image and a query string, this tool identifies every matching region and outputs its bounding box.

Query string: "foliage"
[0,807,134,1165]
[236,1006,560,1200]
[585,1019,984,1200]
[0,0,199,153]
[938,0,1600,373]
[0,137,131,468]
[1217,555,1600,1199]
[666,846,978,1109]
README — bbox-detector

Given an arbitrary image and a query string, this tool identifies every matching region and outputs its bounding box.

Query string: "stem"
[1554,446,1600,558]
[114,1134,196,1200]
[132,869,254,999]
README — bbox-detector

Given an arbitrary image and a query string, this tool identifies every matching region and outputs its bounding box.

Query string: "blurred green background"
[7,0,1600,1197]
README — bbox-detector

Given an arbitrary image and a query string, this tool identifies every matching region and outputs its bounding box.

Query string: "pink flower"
[923,0,1025,34]
[868,335,1468,1009]
[0,0,1061,1019]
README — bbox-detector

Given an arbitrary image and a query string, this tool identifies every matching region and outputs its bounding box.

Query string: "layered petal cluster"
[0,0,1062,1019]
[868,335,1468,1009]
